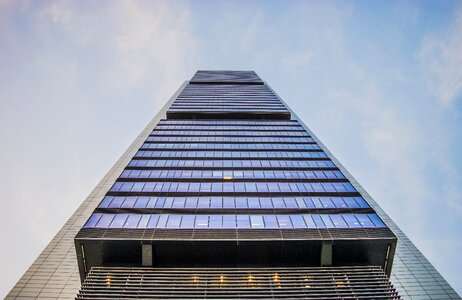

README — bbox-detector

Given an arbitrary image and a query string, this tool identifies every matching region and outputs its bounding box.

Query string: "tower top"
[191,70,263,84]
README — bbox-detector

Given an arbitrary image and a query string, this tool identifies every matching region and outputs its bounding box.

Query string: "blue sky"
[1,0,461,297]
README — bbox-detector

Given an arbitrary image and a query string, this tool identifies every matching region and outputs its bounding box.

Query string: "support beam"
[142,244,153,266]
[320,242,332,266]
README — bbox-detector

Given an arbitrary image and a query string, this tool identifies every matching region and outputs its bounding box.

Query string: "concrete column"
[320,242,332,266]
[142,244,153,266]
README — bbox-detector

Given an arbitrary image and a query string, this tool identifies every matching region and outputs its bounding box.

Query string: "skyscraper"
[6,71,459,299]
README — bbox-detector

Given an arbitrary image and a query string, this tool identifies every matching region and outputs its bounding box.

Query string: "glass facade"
[73,70,402,298]
[7,71,458,299]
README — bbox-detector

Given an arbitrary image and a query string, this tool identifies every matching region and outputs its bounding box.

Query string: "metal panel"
[76,266,401,299]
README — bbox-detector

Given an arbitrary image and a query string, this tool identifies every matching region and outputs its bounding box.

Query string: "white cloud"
[109,0,196,89]
[281,51,313,72]
[420,8,462,105]
[37,0,196,92]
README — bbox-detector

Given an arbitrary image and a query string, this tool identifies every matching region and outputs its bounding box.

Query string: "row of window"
[181,86,271,90]
[141,143,320,150]
[134,151,327,159]
[128,159,335,169]
[145,137,314,143]
[98,196,369,210]
[168,108,288,112]
[150,131,309,137]
[110,181,356,194]
[177,95,278,99]
[171,104,285,109]
[180,89,274,92]
[178,89,275,93]
[84,213,385,229]
[176,99,279,103]
[178,93,277,96]
[155,125,304,131]
[172,102,284,106]
[120,170,344,180]
[174,100,281,104]
[158,120,299,126]
[179,92,276,96]
[180,91,275,95]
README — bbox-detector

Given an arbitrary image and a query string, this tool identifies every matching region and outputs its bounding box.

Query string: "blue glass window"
[356,214,374,228]
[368,214,386,227]
[124,214,141,228]
[290,215,307,228]
[343,214,362,228]
[84,213,387,229]
[147,215,159,228]
[109,214,128,228]
[223,215,236,229]
[99,197,113,208]
[157,215,169,228]
[97,214,115,228]
[135,197,149,208]
[312,215,326,228]
[355,197,370,208]
[84,213,102,228]
[303,215,316,228]
[180,215,195,228]
[166,215,181,228]
[195,215,209,228]
[138,215,150,228]
[320,215,334,228]
[277,215,292,228]
[250,215,264,229]
[237,215,250,229]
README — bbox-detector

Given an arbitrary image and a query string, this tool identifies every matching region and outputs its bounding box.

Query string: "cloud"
[419,8,462,105]
[109,0,196,89]
[37,0,196,91]
[281,51,313,72]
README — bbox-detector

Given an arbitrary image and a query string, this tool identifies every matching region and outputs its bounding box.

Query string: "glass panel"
[121,197,137,208]
[177,215,191,228]
[331,197,348,208]
[124,214,142,228]
[84,213,102,228]
[96,214,115,228]
[98,197,113,208]
[109,214,128,228]
[237,215,250,229]
[263,215,278,229]
[135,197,149,208]
[355,214,375,228]
[195,215,209,228]
[157,215,169,228]
[312,215,326,228]
[248,198,260,208]
[290,215,307,228]
[223,215,236,229]
[109,197,124,208]
[329,214,348,228]
[343,214,362,228]
[355,197,370,208]
[343,197,360,208]
[138,215,151,228]
[320,215,334,228]
[209,215,222,228]
[147,215,159,228]
[367,214,386,227]
[277,215,293,228]
[302,214,316,228]
[318,197,335,208]
[166,215,182,228]
[250,215,264,229]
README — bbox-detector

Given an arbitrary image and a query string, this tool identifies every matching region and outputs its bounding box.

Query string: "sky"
[1,0,461,297]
